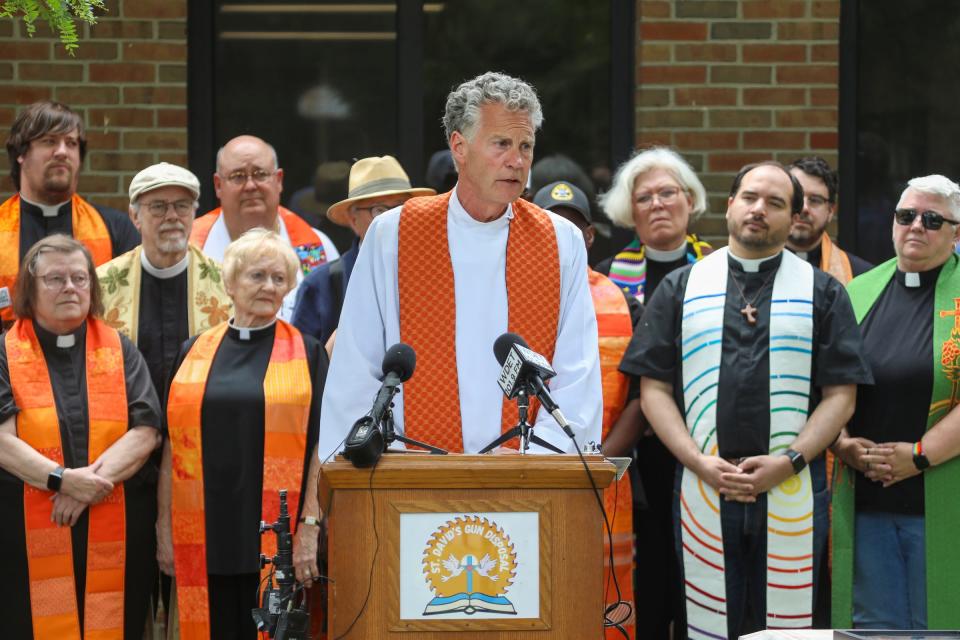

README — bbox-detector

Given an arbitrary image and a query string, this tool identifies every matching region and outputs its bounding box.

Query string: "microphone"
[493,333,576,439]
[343,343,416,467]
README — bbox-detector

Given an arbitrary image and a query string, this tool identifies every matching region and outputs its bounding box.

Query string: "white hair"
[599,146,708,229]
[900,174,960,220]
[443,71,543,142]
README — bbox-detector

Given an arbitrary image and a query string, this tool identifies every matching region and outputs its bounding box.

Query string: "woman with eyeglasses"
[160,228,328,639]
[0,234,162,639]
[832,174,960,629]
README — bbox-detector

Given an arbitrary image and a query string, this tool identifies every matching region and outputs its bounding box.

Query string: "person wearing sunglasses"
[833,174,960,629]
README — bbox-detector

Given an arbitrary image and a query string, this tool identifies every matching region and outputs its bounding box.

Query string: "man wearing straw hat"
[292,156,433,352]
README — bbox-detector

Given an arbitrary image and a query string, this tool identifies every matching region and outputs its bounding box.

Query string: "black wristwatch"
[913,446,931,471]
[783,449,806,474]
[47,465,65,492]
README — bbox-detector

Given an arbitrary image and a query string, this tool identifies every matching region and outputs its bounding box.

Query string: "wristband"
[913,441,931,471]
[299,515,320,527]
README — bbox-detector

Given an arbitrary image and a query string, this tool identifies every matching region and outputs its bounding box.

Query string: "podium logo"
[421,515,518,616]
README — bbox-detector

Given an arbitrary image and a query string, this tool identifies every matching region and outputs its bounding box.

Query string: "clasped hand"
[697,453,794,503]
[50,459,114,527]
[834,436,917,487]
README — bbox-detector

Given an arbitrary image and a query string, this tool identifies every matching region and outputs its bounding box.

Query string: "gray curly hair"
[443,71,543,142]
[900,175,960,220]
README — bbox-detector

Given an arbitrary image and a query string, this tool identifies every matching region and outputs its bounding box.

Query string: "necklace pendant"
[741,303,758,325]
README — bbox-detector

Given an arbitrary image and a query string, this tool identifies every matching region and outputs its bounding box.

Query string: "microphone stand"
[380,392,448,455]
[479,387,565,454]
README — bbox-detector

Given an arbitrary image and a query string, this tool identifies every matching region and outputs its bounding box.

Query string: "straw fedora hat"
[327,155,435,226]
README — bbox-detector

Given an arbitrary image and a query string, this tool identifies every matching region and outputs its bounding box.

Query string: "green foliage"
[0,0,106,55]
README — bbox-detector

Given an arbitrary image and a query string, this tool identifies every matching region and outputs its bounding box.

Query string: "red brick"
[19,63,84,82]
[743,131,806,149]
[743,1,806,18]
[776,109,837,128]
[777,65,838,84]
[0,63,12,80]
[124,131,187,150]
[637,88,671,107]
[88,151,156,171]
[639,43,671,63]
[123,42,186,62]
[78,175,118,193]
[693,215,729,238]
[95,196,129,210]
[639,65,707,84]
[90,20,154,39]
[710,65,771,84]
[157,152,189,166]
[158,65,186,83]
[674,132,739,150]
[158,21,186,40]
[12,85,53,104]
[675,44,737,62]
[158,109,187,128]
[635,130,673,147]
[778,22,839,40]
[743,88,807,106]
[640,22,708,41]
[89,63,155,83]
[53,41,117,60]
[742,44,806,63]
[811,132,839,149]
[89,108,154,128]
[637,109,704,128]
[57,86,120,105]
[812,1,841,18]
[123,86,187,105]
[710,109,772,128]
[811,88,838,107]
[0,108,15,127]
[811,44,838,62]
[0,41,50,59]
[87,131,120,149]
[709,152,773,172]
[639,2,671,18]
[675,87,737,106]
[124,0,186,19]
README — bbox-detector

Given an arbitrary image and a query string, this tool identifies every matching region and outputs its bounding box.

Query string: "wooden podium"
[320,453,616,638]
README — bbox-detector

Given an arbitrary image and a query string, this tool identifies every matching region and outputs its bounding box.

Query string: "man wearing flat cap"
[98,162,231,395]
[292,155,434,351]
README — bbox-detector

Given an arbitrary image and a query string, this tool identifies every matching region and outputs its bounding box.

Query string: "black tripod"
[380,388,447,455]
[479,387,564,454]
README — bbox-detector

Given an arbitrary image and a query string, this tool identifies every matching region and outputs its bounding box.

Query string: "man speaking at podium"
[318,72,602,461]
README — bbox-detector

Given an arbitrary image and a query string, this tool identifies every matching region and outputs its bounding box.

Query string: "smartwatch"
[913,441,931,471]
[299,515,320,527]
[47,465,65,492]
[783,449,806,474]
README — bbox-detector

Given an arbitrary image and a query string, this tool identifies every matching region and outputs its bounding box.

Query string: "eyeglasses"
[143,199,194,218]
[805,194,831,208]
[223,169,276,186]
[352,203,392,217]
[636,187,682,209]
[894,208,959,231]
[39,272,90,291]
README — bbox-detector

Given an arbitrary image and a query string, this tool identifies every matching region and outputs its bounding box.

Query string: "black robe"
[19,198,141,261]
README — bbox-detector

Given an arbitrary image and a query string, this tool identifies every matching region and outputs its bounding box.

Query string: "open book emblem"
[421,515,518,616]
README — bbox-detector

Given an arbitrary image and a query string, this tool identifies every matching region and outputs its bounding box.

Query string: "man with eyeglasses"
[0,101,141,326]
[292,155,434,352]
[190,135,339,321]
[832,174,960,630]
[787,156,872,283]
[98,163,231,395]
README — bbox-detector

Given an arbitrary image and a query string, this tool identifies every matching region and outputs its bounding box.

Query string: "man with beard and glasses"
[621,161,871,639]
[787,156,872,283]
[1,101,140,326]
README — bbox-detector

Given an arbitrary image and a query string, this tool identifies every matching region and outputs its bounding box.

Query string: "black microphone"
[493,333,576,439]
[343,343,416,467]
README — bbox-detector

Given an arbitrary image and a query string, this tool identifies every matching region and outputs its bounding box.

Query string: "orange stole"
[0,194,112,323]
[167,320,312,640]
[589,269,636,639]
[7,317,128,640]
[190,206,321,249]
[820,233,853,286]
[397,193,561,452]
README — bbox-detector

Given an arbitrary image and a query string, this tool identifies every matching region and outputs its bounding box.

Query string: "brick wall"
[636,0,840,245]
[0,0,187,211]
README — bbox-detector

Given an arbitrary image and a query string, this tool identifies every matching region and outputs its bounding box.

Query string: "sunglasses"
[894,208,959,230]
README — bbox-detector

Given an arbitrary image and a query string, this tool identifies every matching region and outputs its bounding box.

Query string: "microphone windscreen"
[382,343,416,381]
[493,332,529,365]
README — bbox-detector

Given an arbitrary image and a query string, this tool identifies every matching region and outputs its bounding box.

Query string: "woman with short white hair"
[159,228,328,639]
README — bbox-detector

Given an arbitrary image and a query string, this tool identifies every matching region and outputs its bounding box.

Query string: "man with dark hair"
[1,101,140,324]
[788,156,872,282]
[622,161,872,639]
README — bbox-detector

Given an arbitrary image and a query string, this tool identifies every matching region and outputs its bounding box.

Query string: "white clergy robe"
[317,187,602,461]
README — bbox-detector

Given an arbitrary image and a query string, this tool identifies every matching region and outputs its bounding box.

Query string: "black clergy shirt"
[849,267,939,515]
[138,268,190,395]
[789,242,874,278]
[621,252,872,458]
[169,323,327,575]
[19,198,141,261]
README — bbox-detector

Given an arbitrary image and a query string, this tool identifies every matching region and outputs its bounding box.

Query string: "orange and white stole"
[679,249,815,637]
[0,194,113,323]
[397,193,561,452]
[589,268,636,638]
[7,317,128,640]
[166,320,312,640]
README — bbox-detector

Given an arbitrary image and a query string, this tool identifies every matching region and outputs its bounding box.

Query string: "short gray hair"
[443,71,543,142]
[222,227,299,289]
[599,146,708,229]
[900,174,960,220]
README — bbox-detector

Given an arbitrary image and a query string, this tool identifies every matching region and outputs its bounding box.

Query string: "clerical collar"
[795,250,808,260]
[896,265,941,289]
[449,186,513,227]
[20,193,70,218]
[34,320,85,350]
[141,249,189,279]
[228,317,277,341]
[727,249,782,273]
[645,241,687,262]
